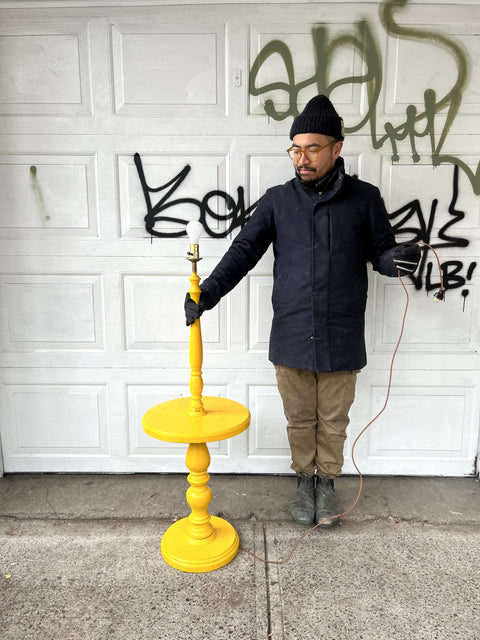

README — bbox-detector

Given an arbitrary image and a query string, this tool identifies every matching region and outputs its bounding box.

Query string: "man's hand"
[184,291,212,326]
[393,242,421,275]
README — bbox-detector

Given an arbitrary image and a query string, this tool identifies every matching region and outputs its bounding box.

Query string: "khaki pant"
[274,365,358,478]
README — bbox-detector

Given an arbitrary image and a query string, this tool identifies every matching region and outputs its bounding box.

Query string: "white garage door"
[0,0,479,476]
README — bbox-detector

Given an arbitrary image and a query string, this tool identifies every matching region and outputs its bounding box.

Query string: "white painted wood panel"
[0,1,479,477]
[0,274,105,351]
[111,22,226,116]
[0,20,92,115]
[0,154,99,237]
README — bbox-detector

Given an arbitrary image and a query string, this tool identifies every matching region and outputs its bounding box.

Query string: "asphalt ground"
[1,473,479,640]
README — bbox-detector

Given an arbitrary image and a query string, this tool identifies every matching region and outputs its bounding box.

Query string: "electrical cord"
[239,242,444,565]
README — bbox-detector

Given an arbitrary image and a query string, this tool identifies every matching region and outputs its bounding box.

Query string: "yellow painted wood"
[161,515,239,573]
[188,268,206,416]
[160,442,239,572]
[142,396,250,443]
[142,247,250,572]
[142,398,249,572]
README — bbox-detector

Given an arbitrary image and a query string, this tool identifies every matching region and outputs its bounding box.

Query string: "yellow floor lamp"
[142,221,250,573]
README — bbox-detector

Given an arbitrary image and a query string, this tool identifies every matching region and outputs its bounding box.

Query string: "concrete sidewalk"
[0,474,479,640]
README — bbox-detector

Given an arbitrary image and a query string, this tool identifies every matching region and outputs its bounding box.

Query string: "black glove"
[184,290,212,326]
[393,242,421,275]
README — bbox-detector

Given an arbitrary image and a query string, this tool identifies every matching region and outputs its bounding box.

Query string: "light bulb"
[186,221,203,261]
[186,221,203,245]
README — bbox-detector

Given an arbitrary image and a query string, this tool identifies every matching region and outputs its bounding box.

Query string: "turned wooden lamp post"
[142,221,250,573]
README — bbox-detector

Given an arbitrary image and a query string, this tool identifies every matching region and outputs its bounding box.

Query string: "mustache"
[295,167,317,183]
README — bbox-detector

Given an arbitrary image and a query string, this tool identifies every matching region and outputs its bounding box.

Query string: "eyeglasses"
[286,140,336,162]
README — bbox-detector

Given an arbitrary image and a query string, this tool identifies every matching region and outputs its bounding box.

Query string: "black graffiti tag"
[134,153,260,239]
[135,153,475,301]
[388,164,477,301]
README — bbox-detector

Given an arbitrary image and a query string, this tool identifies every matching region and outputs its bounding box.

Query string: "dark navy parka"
[201,158,398,373]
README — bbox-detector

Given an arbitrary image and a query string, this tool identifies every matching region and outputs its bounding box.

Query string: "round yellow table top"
[142,396,250,443]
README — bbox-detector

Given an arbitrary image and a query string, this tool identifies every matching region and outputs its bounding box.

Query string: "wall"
[0,0,479,476]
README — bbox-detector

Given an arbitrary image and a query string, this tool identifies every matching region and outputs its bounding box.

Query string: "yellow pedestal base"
[143,397,250,573]
[161,515,239,573]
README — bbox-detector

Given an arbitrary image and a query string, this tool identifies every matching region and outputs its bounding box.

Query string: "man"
[184,95,420,528]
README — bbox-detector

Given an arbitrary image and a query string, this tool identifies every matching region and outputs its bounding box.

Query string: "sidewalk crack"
[264,522,286,639]
[263,522,273,638]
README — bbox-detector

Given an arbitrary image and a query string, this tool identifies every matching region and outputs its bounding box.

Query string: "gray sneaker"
[290,475,315,524]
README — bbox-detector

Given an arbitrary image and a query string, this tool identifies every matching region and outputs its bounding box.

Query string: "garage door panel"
[122,273,227,352]
[0,154,99,238]
[1,383,109,457]
[384,22,480,117]
[111,22,226,117]
[0,1,479,476]
[347,370,480,475]
[0,20,92,116]
[373,279,478,353]
[369,389,469,456]
[381,157,480,227]
[118,152,228,239]
[248,21,365,117]
[0,274,105,351]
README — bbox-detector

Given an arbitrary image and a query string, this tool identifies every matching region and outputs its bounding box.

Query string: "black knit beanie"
[289,95,344,140]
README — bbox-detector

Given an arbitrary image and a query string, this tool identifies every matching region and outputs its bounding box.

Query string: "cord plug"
[433,289,445,303]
